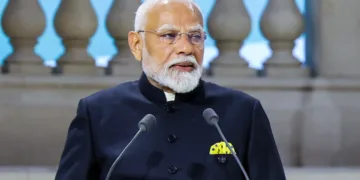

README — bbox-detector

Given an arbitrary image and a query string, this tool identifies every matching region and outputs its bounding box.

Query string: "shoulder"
[81,80,140,106]
[203,81,259,107]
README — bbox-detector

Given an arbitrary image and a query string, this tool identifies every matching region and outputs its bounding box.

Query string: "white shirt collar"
[164,92,175,101]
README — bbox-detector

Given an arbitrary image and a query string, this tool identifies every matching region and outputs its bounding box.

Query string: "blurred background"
[1,0,360,179]
[0,0,305,70]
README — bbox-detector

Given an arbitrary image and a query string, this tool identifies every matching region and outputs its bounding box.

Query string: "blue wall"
[0,0,305,68]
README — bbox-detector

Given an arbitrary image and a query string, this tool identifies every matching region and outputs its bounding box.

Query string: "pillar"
[260,0,308,77]
[207,0,254,77]
[1,0,49,75]
[105,0,142,76]
[53,0,98,75]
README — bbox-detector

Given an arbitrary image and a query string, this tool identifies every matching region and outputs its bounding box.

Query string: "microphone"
[105,114,157,180]
[202,108,250,180]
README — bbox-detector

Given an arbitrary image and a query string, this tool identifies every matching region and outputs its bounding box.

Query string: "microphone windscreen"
[202,108,219,125]
[138,114,157,131]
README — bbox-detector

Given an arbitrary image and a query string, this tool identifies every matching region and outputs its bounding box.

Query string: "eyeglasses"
[137,30,207,48]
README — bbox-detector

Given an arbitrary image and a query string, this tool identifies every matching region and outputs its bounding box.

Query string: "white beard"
[142,47,203,93]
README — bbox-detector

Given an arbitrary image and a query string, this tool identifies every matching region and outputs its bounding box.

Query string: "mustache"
[166,56,199,68]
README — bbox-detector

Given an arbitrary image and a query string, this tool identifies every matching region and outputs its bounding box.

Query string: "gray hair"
[134,0,201,32]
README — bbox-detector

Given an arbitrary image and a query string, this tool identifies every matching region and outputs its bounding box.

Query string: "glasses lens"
[159,32,206,47]
[189,33,204,45]
[160,33,178,44]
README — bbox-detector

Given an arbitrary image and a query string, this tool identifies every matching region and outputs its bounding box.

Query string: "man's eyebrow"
[156,24,204,32]
[156,24,179,32]
[188,24,204,32]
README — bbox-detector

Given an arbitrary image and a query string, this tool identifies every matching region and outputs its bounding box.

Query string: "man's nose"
[175,34,194,55]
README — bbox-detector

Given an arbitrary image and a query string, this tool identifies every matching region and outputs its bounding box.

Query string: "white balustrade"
[1,0,49,75]
[54,0,98,75]
[207,0,254,77]
[260,0,307,77]
[105,0,142,76]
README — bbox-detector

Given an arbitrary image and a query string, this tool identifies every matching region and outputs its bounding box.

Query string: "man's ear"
[128,31,142,61]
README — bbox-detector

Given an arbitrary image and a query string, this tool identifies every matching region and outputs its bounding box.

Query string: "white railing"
[0,0,306,77]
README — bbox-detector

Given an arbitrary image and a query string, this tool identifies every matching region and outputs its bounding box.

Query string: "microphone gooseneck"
[202,108,250,180]
[105,114,157,180]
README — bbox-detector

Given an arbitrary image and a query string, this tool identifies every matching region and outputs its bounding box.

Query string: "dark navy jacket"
[55,73,286,180]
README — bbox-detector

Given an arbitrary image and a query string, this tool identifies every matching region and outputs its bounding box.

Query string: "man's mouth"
[170,62,195,72]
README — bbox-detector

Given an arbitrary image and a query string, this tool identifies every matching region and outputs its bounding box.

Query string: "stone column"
[313,0,360,78]
[54,0,98,75]
[207,0,254,77]
[1,0,49,75]
[260,0,307,77]
[105,0,142,76]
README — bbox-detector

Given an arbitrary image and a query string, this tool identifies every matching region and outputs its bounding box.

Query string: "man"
[55,0,286,179]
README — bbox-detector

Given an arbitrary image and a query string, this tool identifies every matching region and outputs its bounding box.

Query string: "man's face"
[138,1,205,93]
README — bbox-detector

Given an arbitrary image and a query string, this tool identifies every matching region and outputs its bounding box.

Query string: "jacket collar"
[138,72,206,105]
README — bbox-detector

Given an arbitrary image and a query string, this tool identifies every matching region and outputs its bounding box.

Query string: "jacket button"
[167,134,177,143]
[164,102,175,113]
[168,165,178,174]
[217,155,227,164]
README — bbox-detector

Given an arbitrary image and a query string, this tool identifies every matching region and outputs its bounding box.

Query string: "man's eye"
[161,33,177,39]
[190,34,202,42]
[191,34,202,39]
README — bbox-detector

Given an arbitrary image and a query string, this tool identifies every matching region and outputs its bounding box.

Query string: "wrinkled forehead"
[145,1,204,31]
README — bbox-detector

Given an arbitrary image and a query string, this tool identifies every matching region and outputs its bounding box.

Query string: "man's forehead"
[156,24,204,31]
[154,0,198,10]
[144,0,203,30]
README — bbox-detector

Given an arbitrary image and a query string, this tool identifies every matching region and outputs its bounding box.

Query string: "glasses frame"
[137,30,207,47]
